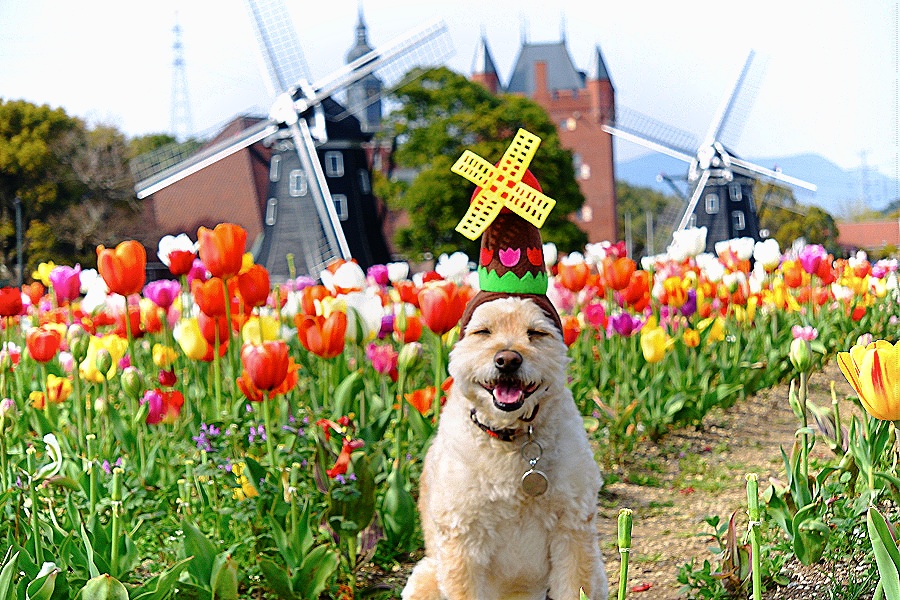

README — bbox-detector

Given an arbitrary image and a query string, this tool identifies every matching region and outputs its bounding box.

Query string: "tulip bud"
[618,508,633,549]
[789,338,812,372]
[120,366,144,401]
[398,342,423,373]
[0,397,15,430]
[0,353,11,372]
[95,349,113,378]
[67,325,91,362]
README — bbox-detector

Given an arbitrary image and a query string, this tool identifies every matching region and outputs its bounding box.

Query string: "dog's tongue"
[493,382,524,406]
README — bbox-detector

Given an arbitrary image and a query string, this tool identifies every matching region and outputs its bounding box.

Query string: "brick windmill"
[131,0,452,279]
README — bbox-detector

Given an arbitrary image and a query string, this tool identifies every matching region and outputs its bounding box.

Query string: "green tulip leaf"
[868,507,900,599]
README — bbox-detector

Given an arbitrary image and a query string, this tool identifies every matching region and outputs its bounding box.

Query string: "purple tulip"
[680,289,697,318]
[288,276,316,292]
[378,313,395,339]
[367,264,390,286]
[609,312,643,337]
[798,244,827,275]
[49,265,82,303]
[144,279,181,310]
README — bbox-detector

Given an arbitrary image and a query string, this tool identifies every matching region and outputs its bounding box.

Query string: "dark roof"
[471,34,499,77]
[506,41,584,94]
[593,45,612,85]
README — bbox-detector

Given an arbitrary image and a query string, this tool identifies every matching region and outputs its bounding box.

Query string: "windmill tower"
[170,14,193,141]
[603,51,817,251]
[132,0,452,280]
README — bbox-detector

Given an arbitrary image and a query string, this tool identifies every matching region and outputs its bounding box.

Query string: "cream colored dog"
[403,297,608,600]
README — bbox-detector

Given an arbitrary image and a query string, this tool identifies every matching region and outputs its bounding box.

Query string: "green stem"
[617,508,632,600]
[123,295,136,369]
[431,333,443,420]
[27,447,44,565]
[86,434,98,515]
[110,467,123,576]
[746,474,762,600]
[213,329,222,418]
[800,371,809,483]
[263,392,277,469]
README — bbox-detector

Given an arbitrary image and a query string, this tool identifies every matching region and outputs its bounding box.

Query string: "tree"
[756,182,840,253]
[376,67,587,259]
[615,182,681,258]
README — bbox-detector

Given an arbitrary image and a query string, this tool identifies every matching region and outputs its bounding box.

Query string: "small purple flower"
[378,313,395,339]
[335,474,346,485]
[143,279,181,310]
[249,424,267,444]
[348,473,357,481]
[102,460,112,475]
[49,265,82,303]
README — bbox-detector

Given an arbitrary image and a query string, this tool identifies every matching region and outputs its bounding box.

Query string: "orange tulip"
[300,285,331,316]
[197,223,246,279]
[557,262,590,293]
[22,282,44,306]
[393,280,421,308]
[27,326,62,363]
[418,282,467,336]
[405,386,436,415]
[192,277,228,317]
[782,260,804,289]
[561,315,580,347]
[296,312,347,359]
[237,264,270,308]
[97,240,147,297]
[240,340,290,392]
[604,257,636,291]
[620,270,651,312]
[393,313,423,343]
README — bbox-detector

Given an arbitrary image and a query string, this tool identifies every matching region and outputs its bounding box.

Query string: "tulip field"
[2,223,900,598]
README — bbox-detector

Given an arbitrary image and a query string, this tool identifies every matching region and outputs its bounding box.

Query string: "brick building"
[471,34,618,243]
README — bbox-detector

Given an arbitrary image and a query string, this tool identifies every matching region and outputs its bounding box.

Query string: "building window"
[580,164,591,179]
[324,151,344,177]
[576,206,593,222]
[688,214,697,228]
[705,193,719,214]
[729,183,742,201]
[265,198,277,225]
[358,169,371,194]
[333,194,348,221]
[572,153,583,177]
[269,155,281,181]
[289,170,307,197]
[732,210,745,231]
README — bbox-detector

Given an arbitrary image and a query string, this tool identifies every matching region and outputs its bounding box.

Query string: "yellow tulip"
[640,327,667,363]
[174,318,208,361]
[242,315,281,345]
[152,343,178,369]
[47,374,73,403]
[80,334,128,383]
[32,261,56,287]
[683,328,700,348]
[838,340,900,421]
[698,316,725,343]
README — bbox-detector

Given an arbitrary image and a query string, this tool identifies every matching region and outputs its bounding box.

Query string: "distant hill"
[615,152,898,218]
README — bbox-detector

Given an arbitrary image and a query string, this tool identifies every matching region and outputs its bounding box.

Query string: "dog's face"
[449,297,569,424]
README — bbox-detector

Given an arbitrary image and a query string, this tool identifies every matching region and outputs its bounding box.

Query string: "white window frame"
[269,155,281,181]
[289,169,307,197]
[732,210,746,231]
[688,214,697,228]
[332,194,349,221]
[324,151,344,177]
[358,169,371,194]
[265,198,277,225]
[705,193,719,214]
[729,182,743,201]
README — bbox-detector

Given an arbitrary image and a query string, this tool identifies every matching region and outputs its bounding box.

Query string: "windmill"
[602,50,817,252]
[131,1,452,280]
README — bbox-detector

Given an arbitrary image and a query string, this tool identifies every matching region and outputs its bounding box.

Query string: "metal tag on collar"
[520,426,548,497]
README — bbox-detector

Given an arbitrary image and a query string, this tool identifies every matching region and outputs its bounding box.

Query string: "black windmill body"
[132,0,452,280]
[602,51,816,252]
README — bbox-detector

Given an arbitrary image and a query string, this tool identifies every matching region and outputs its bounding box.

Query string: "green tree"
[615,181,681,258]
[377,67,587,259]
[756,182,840,253]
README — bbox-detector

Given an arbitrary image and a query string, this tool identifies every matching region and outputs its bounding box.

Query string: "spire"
[346,2,374,63]
[355,1,367,44]
[560,13,567,43]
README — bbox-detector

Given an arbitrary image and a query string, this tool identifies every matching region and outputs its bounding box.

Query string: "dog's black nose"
[494,350,522,373]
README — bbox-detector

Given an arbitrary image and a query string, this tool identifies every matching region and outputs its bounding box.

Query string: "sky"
[1,0,897,185]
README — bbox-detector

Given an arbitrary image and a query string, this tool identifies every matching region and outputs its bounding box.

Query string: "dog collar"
[469,404,540,442]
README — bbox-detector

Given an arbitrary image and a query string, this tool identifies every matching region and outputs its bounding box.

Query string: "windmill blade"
[601,106,698,163]
[246,0,312,95]
[284,118,351,274]
[676,168,711,231]
[703,50,766,149]
[305,19,453,115]
[730,156,817,192]
[134,120,279,199]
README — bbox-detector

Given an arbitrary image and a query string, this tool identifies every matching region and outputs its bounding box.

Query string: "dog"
[403,296,608,600]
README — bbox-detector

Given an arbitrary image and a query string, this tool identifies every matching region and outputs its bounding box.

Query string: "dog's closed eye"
[471,328,491,336]
[527,329,550,340]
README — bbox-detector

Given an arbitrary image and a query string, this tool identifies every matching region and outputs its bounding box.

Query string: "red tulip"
[327,437,365,478]
[300,285,331,315]
[237,264,270,308]
[97,240,147,297]
[240,341,290,392]
[296,312,347,359]
[418,282,467,336]
[26,326,62,363]
[167,249,197,277]
[0,287,23,317]
[561,315,580,347]
[198,312,230,346]
[197,223,246,279]
[393,280,420,308]
[393,313,423,343]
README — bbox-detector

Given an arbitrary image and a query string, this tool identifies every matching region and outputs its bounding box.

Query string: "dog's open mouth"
[480,379,540,412]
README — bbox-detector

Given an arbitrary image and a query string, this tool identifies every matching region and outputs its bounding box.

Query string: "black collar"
[469,404,540,442]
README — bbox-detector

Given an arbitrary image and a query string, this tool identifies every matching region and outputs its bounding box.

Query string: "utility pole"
[14,197,22,286]
[171,13,193,141]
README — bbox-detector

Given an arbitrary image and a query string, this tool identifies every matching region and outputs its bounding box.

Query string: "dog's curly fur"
[403,297,608,600]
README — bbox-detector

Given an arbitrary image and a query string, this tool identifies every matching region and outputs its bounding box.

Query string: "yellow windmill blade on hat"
[451,128,555,240]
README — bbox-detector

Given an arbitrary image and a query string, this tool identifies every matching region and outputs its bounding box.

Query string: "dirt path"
[596,361,862,599]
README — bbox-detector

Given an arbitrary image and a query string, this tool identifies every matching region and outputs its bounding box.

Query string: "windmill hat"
[451,129,562,337]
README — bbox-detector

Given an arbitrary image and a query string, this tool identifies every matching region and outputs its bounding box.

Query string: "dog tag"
[522,468,548,496]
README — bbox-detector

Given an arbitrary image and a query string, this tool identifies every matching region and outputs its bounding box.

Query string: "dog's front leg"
[547,518,607,600]
[435,533,495,600]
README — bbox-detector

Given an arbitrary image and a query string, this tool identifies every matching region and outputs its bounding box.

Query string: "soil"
[595,360,871,599]
[362,361,874,599]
